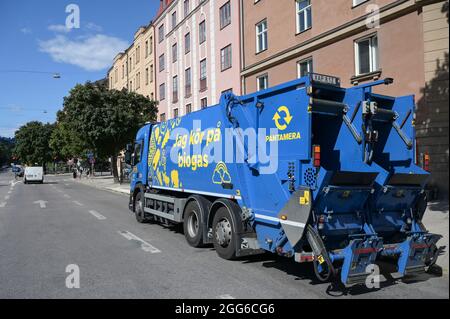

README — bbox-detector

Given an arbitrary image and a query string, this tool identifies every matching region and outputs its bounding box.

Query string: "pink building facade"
[154,0,241,121]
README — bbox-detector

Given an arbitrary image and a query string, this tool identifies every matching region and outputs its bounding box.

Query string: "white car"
[24,166,44,184]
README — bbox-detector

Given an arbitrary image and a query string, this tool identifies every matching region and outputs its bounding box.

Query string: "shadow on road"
[428,200,449,213]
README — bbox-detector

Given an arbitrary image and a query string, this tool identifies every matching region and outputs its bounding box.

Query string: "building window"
[185,32,191,54]
[355,34,378,75]
[129,80,133,92]
[220,1,231,29]
[145,68,149,85]
[199,20,206,44]
[160,113,166,122]
[172,11,177,30]
[159,54,165,72]
[353,0,369,7]
[186,104,192,114]
[200,59,207,91]
[201,97,208,109]
[114,68,118,83]
[221,44,232,71]
[172,43,178,62]
[145,40,149,58]
[184,0,190,17]
[150,64,154,83]
[159,83,166,101]
[159,24,165,43]
[257,74,268,91]
[296,0,312,33]
[256,19,268,53]
[149,36,153,55]
[122,65,125,79]
[136,72,140,89]
[173,108,179,118]
[136,46,140,64]
[185,68,192,97]
[129,57,132,71]
[173,76,178,103]
[297,58,313,78]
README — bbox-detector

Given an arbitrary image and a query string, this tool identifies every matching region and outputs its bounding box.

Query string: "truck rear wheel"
[135,192,148,223]
[183,201,204,247]
[212,206,237,260]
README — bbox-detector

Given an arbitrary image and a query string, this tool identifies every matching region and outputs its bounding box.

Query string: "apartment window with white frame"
[220,1,231,29]
[145,67,149,85]
[185,32,191,54]
[201,97,208,109]
[297,58,313,78]
[296,0,312,33]
[159,24,165,43]
[257,74,268,91]
[221,44,232,71]
[184,0,190,17]
[199,20,206,44]
[173,108,179,118]
[172,11,177,30]
[145,40,149,58]
[353,0,369,7]
[256,19,268,53]
[200,59,207,91]
[355,34,379,76]
[160,83,166,100]
[159,54,165,72]
[186,103,192,114]
[150,64,154,83]
[172,43,178,62]
[185,68,192,97]
[173,76,178,102]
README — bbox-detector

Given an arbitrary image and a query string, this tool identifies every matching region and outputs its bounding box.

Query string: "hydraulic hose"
[306,225,336,282]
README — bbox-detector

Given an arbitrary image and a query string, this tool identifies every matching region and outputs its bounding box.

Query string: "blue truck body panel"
[129,75,441,285]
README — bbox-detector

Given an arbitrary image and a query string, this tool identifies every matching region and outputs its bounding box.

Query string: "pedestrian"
[72,168,77,179]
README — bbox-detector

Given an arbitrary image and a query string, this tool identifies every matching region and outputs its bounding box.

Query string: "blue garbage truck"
[125,73,441,285]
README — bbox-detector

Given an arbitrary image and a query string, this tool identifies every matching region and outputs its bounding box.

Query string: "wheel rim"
[136,196,144,219]
[187,211,199,238]
[215,218,232,247]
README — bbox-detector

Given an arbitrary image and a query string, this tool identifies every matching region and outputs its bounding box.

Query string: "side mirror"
[124,143,133,165]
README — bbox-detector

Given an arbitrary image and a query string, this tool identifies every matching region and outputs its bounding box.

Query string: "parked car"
[24,166,44,184]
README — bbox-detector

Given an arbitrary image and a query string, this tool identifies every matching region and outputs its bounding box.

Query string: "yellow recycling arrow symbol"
[272,106,293,131]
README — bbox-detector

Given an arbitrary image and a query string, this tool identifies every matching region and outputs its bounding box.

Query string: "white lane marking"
[7,190,12,194]
[33,200,47,209]
[217,294,236,299]
[5,195,10,200]
[0,202,6,208]
[63,194,71,199]
[88,210,106,220]
[118,231,161,254]
[73,200,83,206]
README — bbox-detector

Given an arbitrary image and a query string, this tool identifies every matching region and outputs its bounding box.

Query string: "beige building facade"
[108,23,156,100]
[240,0,449,197]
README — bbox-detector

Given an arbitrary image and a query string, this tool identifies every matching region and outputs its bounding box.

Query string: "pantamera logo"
[266,106,301,142]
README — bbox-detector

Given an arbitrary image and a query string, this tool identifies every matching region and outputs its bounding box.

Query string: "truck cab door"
[131,140,144,185]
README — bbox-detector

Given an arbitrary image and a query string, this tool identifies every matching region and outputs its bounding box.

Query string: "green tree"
[49,111,88,161]
[0,137,15,166]
[13,122,55,170]
[61,82,158,181]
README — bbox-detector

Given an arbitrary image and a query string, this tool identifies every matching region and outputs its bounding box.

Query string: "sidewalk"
[74,175,130,196]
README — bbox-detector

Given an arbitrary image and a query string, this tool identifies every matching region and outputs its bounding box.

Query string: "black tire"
[212,206,237,260]
[135,192,147,223]
[183,200,204,247]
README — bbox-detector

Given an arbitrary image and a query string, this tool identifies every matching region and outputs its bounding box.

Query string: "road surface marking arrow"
[118,231,161,254]
[88,210,106,220]
[34,200,48,209]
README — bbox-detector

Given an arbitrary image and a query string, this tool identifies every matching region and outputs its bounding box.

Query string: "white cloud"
[85,22,103,32]
[48,24,72,33]
[20,27,32,34]
[38,34,129,71]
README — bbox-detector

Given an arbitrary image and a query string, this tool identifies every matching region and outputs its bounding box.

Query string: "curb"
[73,179,130,197]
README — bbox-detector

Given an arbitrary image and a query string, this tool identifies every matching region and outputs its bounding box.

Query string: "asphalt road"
[0,170,448,299]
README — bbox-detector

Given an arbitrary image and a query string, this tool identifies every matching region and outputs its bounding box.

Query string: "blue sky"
[0,0,160,138]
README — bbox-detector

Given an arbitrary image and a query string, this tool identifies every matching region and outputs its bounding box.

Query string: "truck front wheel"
[135,192,148,223]
[212,207,237,260]
[183,201,204,247]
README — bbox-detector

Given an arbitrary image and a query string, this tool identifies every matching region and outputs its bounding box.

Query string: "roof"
[155,0,174,20]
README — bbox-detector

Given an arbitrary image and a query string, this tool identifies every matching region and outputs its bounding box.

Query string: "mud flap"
[277,187,312,248]
[340,236,383,285]
[397,233,442,276]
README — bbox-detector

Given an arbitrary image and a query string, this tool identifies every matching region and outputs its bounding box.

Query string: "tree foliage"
[13,122,54,167]
[0,137,15,166]
[57,82,158,180]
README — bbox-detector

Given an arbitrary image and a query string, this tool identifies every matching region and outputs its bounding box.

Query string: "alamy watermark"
[65,264,80,289]
[65,4,80,30]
